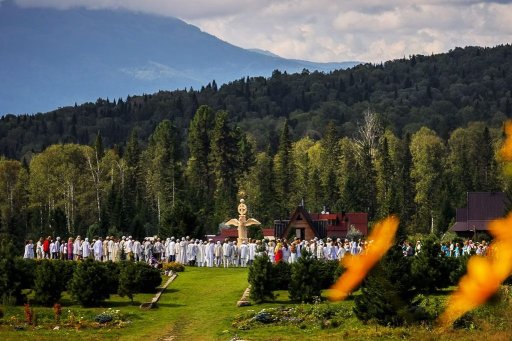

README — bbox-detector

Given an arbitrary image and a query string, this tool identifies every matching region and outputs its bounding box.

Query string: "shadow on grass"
[153,302,186,308]
[103,300,145,307]
[163,288,180,294]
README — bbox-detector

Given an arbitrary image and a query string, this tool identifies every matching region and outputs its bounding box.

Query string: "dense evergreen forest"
[0,44,511,248]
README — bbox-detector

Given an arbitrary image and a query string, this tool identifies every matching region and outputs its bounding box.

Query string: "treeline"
[0,104,506,250]
[1,45,512,161]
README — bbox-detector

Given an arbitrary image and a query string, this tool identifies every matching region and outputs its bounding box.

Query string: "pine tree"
[69,260,110,307]
[275,119,294,218]
[354,245,415,326]
[248,254,274,303]
[34,260,64,306]
[187,105,215,228]
[118,262,138,302]
[321,121,340,208]
[209,110,239,225]
[411,235,452,293]
[288,251,321,303]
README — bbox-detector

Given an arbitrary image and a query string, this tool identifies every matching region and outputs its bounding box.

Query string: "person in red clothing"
[42,236,51,259]
[274,240,283,263]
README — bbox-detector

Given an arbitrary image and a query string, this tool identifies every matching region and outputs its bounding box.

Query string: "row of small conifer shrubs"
[2,259,162,307]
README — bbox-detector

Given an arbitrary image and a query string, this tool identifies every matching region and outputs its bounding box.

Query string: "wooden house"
[449,192,508,237]
[274,205,368,240]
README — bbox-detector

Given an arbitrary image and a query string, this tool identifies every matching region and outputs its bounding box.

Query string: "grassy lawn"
[1,267,511,341]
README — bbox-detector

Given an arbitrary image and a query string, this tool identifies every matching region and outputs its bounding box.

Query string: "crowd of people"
[21,235,490,267]
[440,239,490,257]
[22,235,378,267]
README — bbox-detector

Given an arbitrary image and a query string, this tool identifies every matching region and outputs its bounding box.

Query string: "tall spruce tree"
[143,120,183,234]
[321,121,341,209]
[209,110,239,225]
[275,119,294,218]
[187,105,215,229]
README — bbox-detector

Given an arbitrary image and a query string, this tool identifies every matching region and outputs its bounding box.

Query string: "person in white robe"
[231,242,239,267]
[112,239,120,262]
[24,240,34,259]
[214,241,223,267]
[282,243,291,263]
[239,241,249,267]
[102,237,109,262]
[187,240,198,266]
[205,239,215,267]
[60,241,66,260]
[73,236,82,261]
[196,240,205,267]
[54,237,61,259]
[174,239,181,263]
[153,238,162,261]
[36,237,43,259]
[93,237,103,261]
[248,240,257,265]
[125,237,134,261]
[222,240,232,268]
[167,237,176,262]
[163,238,170,261]
[267,240,275,263]
[133,238,142,262]
[144,239,153,263]
[108,237,114,261]
[50,240,57,259]
[82,238,91,259]
[178,237,187,264]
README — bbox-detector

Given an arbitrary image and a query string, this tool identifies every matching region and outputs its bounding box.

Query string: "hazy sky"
[7,0,512,62]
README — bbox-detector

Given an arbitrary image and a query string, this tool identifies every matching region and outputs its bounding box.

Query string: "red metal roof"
[220,229,239,237]
[262,228,274,237]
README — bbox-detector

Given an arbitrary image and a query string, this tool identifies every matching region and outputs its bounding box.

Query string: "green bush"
[354,245,416,326]
[0,258,23,304]
[248,254,274,303]
[69,260,111,307]
[163,262,185,273]
[448,255,469,285]
[316,260,342,290]
[411,235,452,293]
[53,260,77,291]
[104,261,121,294]
[118,262,139,302]
[34,260,65,306]
[15,258,36,289]
[134,262,162,293]
[288,251,321,303]
[271,261,291,291]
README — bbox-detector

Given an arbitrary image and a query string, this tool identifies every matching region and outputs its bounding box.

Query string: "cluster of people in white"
[23,235,373,267]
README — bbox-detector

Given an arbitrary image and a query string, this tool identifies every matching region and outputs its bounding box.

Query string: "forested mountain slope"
[1,44,511,161]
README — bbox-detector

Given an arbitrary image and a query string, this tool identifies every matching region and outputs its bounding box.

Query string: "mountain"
[0,1,358,115]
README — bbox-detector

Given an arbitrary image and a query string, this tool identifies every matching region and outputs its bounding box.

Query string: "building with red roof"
[274,205,368,240]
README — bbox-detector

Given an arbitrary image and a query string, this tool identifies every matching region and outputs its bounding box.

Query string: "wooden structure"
[449,192,508,237]
[274,205,368,240]
[224,198,261,245]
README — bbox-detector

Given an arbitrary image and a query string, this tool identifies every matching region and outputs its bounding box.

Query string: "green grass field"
[1,267,511,341]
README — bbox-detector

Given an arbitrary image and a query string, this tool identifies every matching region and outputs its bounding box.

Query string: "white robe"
[205,242,215,267]
[93,240,103,260]
[82,241,91,258]
[24,243,34,259]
